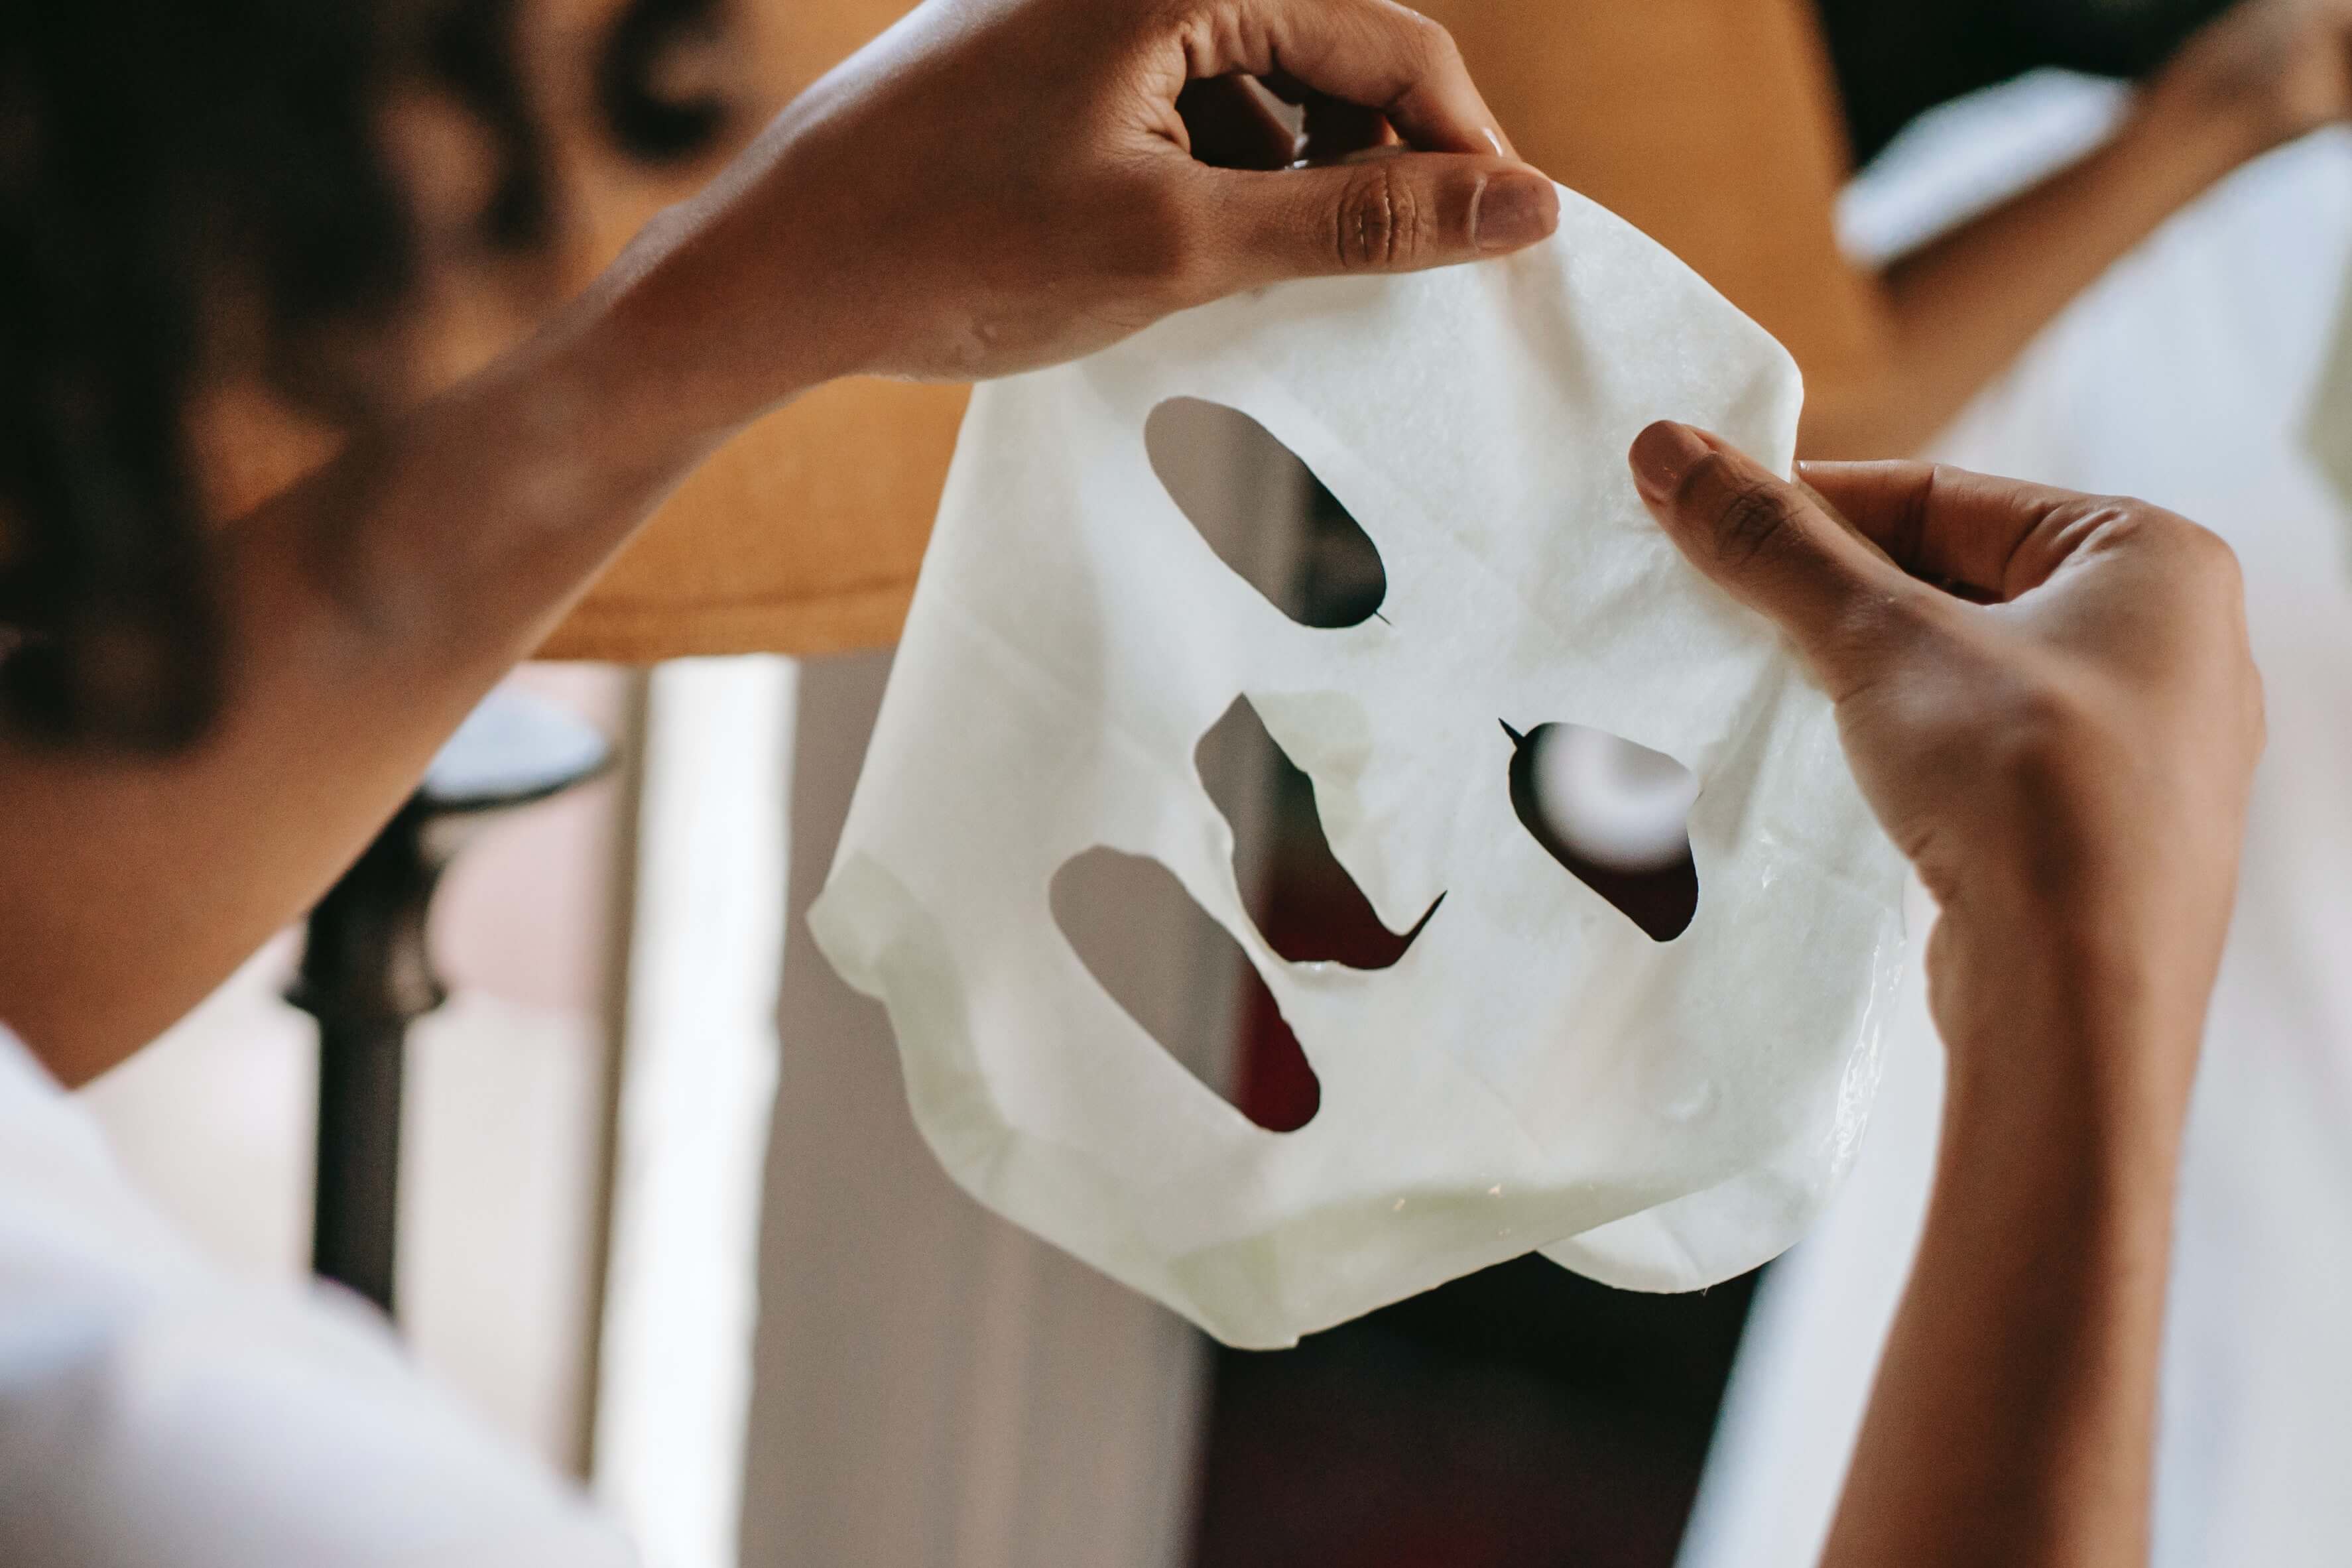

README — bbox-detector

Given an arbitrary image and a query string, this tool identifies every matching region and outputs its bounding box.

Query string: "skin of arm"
[1631,422,2263,1566]
[0,0,1562,1087]
[1800,0,2352,459]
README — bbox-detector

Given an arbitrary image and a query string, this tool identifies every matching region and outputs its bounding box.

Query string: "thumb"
[1206,154,1558,288]
[1631,420,1923,693]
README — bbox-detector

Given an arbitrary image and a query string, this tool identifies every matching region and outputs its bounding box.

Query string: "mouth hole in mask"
[1145,396,1387,629]
[1052,847,1320,1133]
[1197,694,1438,967]
[1504,721,1700,943]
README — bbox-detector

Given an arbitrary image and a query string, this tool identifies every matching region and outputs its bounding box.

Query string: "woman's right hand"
[603,0,1555,440]
[1628,422,2263,1129]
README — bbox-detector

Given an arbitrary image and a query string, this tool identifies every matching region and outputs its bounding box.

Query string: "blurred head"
[0,1,537,749]
[0,0,726,751]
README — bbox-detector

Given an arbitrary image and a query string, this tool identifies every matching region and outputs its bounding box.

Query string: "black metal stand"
[290,688,611,1319]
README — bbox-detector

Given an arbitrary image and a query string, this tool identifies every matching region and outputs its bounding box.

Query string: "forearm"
[1800,82,2265,459]
[0,224,794,1085]
[0,0,1562,1086]
[1826,943,2197,1567]
[1638,397,2253,1567]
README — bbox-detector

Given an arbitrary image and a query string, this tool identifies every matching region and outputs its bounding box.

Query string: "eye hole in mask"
[1052,847,1321,1132]
[1145,396,1387,629]
[1503,721,1700,942]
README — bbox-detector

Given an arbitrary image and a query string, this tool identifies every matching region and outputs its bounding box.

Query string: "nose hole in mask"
[1052,847,1319,1133]
[1197,694,1439,968]
[1145,396,1387,629]
[1504,721,1700,943]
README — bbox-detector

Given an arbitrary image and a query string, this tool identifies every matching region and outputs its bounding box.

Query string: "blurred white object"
[1681,83,2352,1568]
[1532,725,1702,873]
[0,1027,632,1567]
[1835,68,2130,268]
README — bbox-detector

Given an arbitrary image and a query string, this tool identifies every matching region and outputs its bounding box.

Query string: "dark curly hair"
[0,0,728,751]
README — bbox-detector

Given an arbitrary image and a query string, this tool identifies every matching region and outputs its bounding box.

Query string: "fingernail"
[1475,172,1557,252]
[1630,420,1711,502]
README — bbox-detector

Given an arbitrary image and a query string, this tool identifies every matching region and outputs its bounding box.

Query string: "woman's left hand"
[2150,0,2352,155]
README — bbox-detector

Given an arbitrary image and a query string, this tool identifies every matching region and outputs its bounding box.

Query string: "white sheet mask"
[810,183,1907,1349]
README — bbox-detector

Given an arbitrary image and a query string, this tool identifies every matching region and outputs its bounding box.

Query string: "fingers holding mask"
[1629,421,1928,697]
[1625,422,2262,939]
[1193,0,1517,156]
[1191,150,1556,292]
[1796,459,2132,603]
[1169,0,1555,289]
[680,0,1554,384]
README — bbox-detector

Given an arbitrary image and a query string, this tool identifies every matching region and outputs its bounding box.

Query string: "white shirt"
[1681,96,2352,1568]
[0,1025,634,1567]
